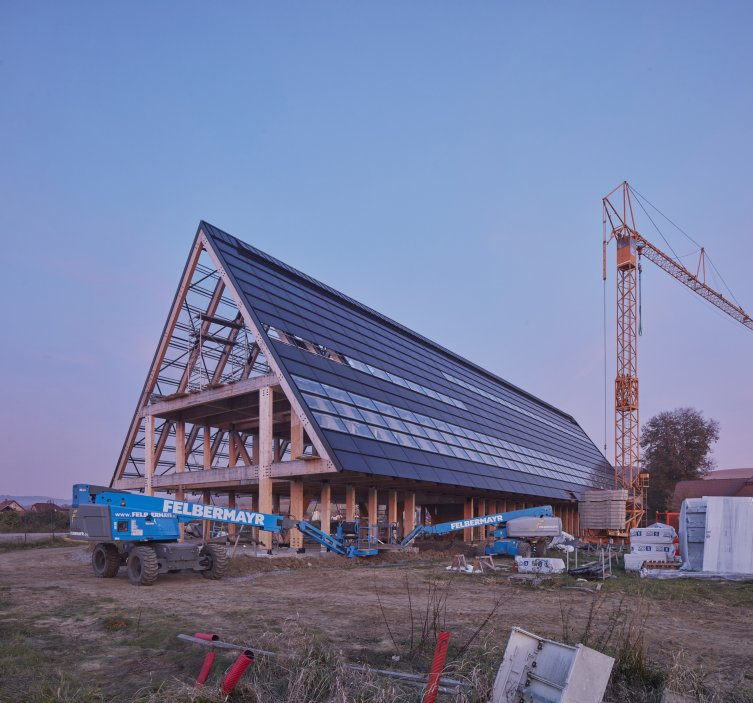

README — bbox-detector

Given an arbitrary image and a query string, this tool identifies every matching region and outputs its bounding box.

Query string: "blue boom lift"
[71,485,563,585]
[400,505,561,557]
[70,484,377,585]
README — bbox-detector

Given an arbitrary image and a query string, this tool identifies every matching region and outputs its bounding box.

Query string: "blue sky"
[1,3,752,497]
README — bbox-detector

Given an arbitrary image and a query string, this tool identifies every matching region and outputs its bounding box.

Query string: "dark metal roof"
[202,221,612,500]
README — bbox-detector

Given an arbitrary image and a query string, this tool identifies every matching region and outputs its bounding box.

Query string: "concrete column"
[289,480,305,552]
[404,491,416,535]
[320,482,331,537]
[476,498,487,540]
[291,412,304,460]
[345,485,356,521]
[368,487,378,527]
[259,386,274,553]
[144,415,155,497]
[464,497,474,542]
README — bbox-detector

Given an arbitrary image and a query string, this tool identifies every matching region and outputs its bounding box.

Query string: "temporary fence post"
[422,631,451,703]
[220,650,255,696]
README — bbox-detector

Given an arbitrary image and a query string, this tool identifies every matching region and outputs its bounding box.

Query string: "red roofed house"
[0,499,26,514]
[30,502,69,513]
[671,468,753,509]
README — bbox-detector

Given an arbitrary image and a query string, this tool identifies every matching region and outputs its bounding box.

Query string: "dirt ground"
[1,545,752,702]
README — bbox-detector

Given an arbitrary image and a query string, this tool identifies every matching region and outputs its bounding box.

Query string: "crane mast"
[602,181,752,532]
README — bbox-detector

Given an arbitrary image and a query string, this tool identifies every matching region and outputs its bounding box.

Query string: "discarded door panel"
[492,627,614,703]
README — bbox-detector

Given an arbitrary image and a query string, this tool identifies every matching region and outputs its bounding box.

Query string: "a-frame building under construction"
[111,222,612,549]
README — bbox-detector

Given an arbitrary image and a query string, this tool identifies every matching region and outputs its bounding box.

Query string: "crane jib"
[161,499,267,526]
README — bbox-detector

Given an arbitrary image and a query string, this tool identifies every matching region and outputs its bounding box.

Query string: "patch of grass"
[0,538,69,554]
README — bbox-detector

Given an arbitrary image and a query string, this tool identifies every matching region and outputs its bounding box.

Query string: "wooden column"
[320,482,331,537]
[289,480,304,552]
[367,487,378,527]
[259,386,274,552]
[228,432,237,468]
[404,491,416,535]
[387,490,398,540]
[463,497,474,542]
[345,485,356,521]
[202,489,211,541]
[291,412,304,460]
[251,433,260,464]
[144,415,155,496]
[476,498,487,540]
[228,491,237,537]
[203,426,211,470]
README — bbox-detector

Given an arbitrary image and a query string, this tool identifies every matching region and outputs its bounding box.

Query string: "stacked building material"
[624,523,677,571]
[578,489,628,530]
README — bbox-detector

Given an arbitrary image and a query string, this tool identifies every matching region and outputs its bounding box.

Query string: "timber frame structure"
[112,222,613,547]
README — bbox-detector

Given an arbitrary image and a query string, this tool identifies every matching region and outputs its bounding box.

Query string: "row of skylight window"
[293,375,605,487]
[266,325,466,410]
[441,371,583,441]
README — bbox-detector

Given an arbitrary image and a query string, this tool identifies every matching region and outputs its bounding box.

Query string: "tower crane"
[602,181,753,531]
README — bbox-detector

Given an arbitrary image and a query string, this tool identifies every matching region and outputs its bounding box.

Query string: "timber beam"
[113,458,337,491]
[143,373,278,419]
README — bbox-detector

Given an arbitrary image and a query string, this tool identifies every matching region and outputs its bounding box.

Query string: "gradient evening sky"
[1,3,752,498]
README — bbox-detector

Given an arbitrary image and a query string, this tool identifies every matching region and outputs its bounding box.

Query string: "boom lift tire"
[127,546,159,586]
[200,544,228,580]
[92,543,120,578]
[516,541,532,558]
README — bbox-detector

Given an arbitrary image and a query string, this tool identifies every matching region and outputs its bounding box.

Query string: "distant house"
[30,502,69,513]
[671,468,753,509]
[0,499,26,514]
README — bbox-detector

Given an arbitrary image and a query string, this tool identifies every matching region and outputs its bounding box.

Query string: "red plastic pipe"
[422,631,451,703]
[194,632,219,641]
[219,650,255,695]
[193,632,219,686]
[196,651,216,686]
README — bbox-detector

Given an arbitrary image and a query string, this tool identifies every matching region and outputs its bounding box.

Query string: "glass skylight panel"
[404,422,430,439]
[313,412,348,432]
[394,432,421,450]
[450,445,471,460]
[342,419,375,439]
[303,393,337,414]
[324,385,353,404]
[359,408,389,427]
[349,393,378,412]
[413,436,438,453]
[384,415,410,434]
[373,399,397,417]
[371,426,399,444]
[329,400,364,421]
[294,376,325,395]
[396,407,420,424]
